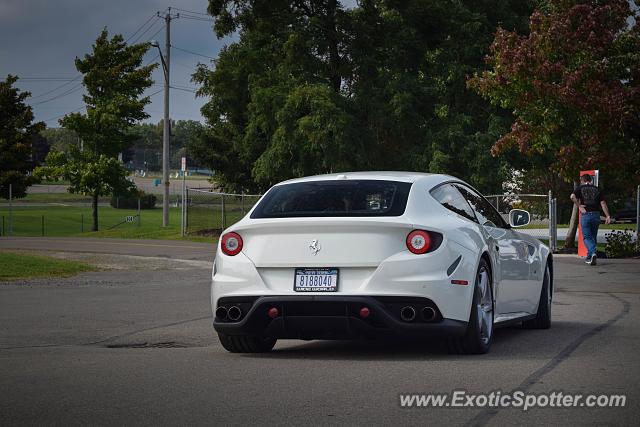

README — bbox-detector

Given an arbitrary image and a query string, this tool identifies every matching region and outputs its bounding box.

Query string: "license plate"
[294,268,339,292]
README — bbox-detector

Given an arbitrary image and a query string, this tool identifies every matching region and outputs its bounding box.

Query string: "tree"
[37,29,156,231]
[40,128,80,153]
[170,120,206,169]
[37,149,135,228]
[0,75,45,199]
[31,133,50,165]
[193,0,534,192]
[469,0,640,245]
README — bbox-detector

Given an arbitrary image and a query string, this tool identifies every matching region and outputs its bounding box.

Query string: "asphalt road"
[29,177,213,196]
[1,240,639,426]
[0,237,214,261]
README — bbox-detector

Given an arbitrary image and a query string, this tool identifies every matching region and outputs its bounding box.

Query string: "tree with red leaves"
[469,0,639,198]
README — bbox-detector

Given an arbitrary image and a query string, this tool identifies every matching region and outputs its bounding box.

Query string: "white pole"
[548,190,552,248]
[181,172,186,237]
[221,195,226,230]
[552,198,558,252]
[8,183,12,236]
[636,185,639,240]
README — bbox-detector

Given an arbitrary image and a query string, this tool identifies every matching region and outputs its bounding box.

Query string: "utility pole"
[154,8,179,227]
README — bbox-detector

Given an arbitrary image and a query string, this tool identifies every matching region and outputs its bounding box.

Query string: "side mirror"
[509,209,530,227]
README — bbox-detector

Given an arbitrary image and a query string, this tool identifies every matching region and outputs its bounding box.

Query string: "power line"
[31,83,84,105]
[180,15,214,22]
[144,53,160,66]
[171,45,215,60]
[42,106,84,123]
[130,17,163,44]
[42,87,164,123]
[146,23,167,44]
[171,7,210,16]
[146,110,203,120]
[172,60,198,71]
[28,15,165,101]
[125,13,158,43]
[146,88,164,97]
[32,50,159,107]
[19,78,78,81]
[29,76,82,100]
[171,86,197,94]
[172,83,198,90]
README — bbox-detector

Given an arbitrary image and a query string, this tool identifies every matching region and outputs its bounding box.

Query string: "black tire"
[523,264,551,329]
[447,258,494,355]
[217,333,277,353]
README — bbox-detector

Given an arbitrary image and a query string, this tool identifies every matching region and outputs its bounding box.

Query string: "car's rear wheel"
[523,264,551,329]
[447,258,493,354]
[218,333,277,353]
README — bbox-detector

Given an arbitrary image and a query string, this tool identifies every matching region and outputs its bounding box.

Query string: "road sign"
[181,157,186,172]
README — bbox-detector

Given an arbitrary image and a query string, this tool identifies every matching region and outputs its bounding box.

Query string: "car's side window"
[430,184,478,223]
[454,184,509,229]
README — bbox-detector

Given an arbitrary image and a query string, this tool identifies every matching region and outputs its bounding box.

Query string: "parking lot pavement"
[519,228,618,244]
[1,253,639,426]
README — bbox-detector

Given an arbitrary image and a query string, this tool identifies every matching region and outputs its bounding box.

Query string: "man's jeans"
[580,211,600,258]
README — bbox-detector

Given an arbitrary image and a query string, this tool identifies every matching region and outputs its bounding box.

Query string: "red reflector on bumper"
[359,307,371,319]
[451,280,469,285]
[267,307,279,318]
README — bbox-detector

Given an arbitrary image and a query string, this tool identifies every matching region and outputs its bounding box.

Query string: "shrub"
[604,230,639,258]
[110,192,157,209]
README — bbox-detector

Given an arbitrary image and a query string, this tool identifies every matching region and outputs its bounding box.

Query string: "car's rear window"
[251,180,412,218]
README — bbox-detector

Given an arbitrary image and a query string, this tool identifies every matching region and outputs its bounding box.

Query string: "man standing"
[570,174,611,265]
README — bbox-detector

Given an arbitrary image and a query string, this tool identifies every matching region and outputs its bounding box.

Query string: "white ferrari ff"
[212,172,552,354]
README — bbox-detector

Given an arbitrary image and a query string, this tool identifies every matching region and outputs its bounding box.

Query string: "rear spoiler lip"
[230,215,415,232]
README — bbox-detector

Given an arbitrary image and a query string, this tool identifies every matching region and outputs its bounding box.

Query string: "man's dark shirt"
[573,184,604,212]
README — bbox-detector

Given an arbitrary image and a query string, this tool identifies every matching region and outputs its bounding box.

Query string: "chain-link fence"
[0,204,145,236]
[486,192,558,251]
[185,189,262,236]
[0,184,154,236]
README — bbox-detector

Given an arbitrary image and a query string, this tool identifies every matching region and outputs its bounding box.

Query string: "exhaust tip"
[422,306,436,322]
[400,306,416,322]
[215,306,228,321]
[227,305,242,321]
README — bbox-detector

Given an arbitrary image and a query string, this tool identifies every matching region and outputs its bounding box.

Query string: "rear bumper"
[213,295,468,339]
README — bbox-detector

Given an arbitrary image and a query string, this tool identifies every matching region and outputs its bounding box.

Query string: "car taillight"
[406,230,432,254]
[221,232,243,256]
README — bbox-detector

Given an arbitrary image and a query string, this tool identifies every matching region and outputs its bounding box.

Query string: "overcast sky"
[3,1,634,129]
[0,0,233,127]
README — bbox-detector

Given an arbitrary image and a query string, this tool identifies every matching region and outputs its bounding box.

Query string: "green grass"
[0,205,218,243]
[0,251,94,281]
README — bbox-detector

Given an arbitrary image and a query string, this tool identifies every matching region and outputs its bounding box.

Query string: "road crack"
[465,292,631,427]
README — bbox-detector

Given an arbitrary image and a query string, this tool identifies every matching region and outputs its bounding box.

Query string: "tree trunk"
[91,192,99,231]
[565,204,578,248]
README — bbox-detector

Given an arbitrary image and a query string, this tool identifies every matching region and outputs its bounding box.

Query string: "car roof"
[277,171,457,186]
